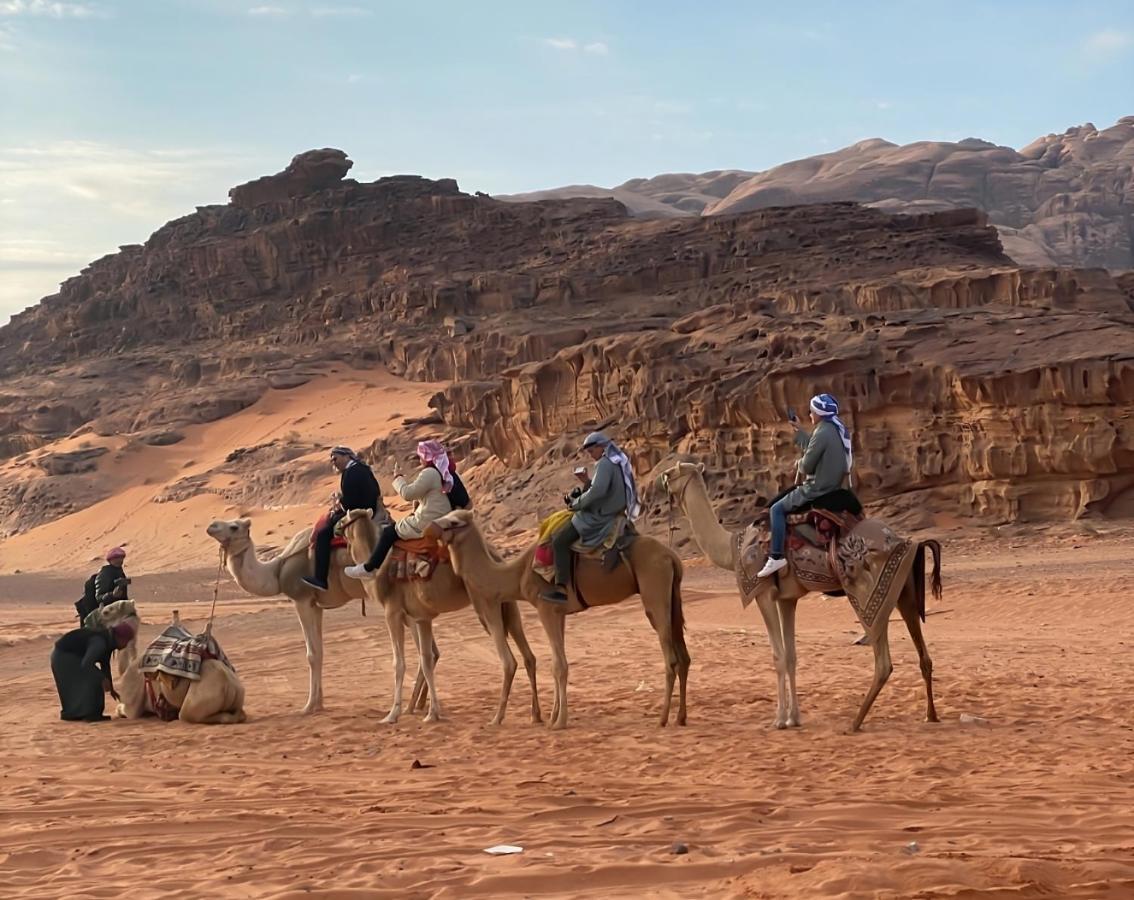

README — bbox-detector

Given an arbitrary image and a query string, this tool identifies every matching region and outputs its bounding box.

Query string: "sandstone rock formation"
[1,150,1131,539]
[500,118,1134,270]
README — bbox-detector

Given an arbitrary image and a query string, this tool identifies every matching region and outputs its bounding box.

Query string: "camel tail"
[670,556,689,664]
[914,539,944,621]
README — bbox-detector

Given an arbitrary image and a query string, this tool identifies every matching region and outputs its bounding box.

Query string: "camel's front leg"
[851,623,894,733]
[408,636,440,714]
[777,598,801,727]
[503,600,542,724]
[412,619,443,723]
[381,603,407,724]
[293,599,325,714]
[753,594,789,728]
[538,604,569,730]
[479,599,517,726]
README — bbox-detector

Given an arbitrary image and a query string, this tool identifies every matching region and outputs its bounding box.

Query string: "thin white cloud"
[875,100,894,111]
[0,0,98,17]
[542,36,611,55]
[247,5,288,16]
[311,5,372,16]
[1083,28,1133,55]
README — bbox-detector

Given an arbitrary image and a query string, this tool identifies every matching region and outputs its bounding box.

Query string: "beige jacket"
[391,466,450,539]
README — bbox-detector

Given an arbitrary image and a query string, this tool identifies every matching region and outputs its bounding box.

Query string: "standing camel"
[205,518,432,715]
[658,462,940,732]
[426,509,690,730]
[339,508,541,726]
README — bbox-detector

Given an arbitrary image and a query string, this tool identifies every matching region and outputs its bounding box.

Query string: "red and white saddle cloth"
[735,510,916,629]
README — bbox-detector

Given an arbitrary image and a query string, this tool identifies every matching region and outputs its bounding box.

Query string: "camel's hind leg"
[408,638,439,714]
[638,565,683,727]
[413,619,443,723]
[293,600,324,714]
[178,664,247,725]
[850,609,895,732]
[538,603,569,730]
[503,601,542,724]
[897,581,939,723]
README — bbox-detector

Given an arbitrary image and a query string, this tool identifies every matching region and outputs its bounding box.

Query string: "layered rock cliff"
[1,149,1132,539]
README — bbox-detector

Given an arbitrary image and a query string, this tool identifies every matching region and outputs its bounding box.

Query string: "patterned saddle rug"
[736,511,916,629]
[388,538,450,582]
[531,512,635,584]
[139,623,235,682]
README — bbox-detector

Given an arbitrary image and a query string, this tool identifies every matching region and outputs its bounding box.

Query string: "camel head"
[655,460,706,505]
[206,518,254,553]
[424,509,476,573]
[339,508,376,558]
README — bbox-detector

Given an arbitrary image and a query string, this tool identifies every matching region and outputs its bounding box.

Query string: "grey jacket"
[570,456,627,548]
[782,419,849,510]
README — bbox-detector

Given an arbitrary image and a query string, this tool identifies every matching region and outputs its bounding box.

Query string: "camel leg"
[538,604,569,730]
[503,601,542,724]
[897,583,939,723]
[850,613,895,732]
[380,603,407,724]
[639,585,679,727]
[414,619,443,723]
[408,637,439,714]
[293,599,325,714]
[480,600,517,727]
[753,593,790,728]
[777,598,801,727]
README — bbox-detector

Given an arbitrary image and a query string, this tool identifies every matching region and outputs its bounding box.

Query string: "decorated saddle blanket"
[388,537,450,582]
[139,623,235,682]
[309,512,348,550]
[735,513,916,630]
[532,511,635,583]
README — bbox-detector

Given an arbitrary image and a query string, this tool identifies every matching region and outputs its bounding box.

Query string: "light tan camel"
[340,508,541,726]
[115,610,247,724]
[658,462,941,732]
[205,518,432,715]
[426,509,690,730]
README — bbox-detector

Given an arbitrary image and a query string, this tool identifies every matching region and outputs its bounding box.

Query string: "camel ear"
[696,462,706,473]
[238,518,252,528]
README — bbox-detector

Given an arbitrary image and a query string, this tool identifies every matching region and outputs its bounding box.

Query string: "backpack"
[447,469,471,510]
[74,573,98,621]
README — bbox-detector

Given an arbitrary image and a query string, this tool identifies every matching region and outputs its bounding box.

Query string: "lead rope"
[206,545,226,637]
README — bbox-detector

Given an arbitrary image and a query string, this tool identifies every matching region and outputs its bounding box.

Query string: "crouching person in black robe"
[50,621,136,722]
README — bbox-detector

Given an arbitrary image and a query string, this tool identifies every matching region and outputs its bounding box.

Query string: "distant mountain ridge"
[498,117,1134,269]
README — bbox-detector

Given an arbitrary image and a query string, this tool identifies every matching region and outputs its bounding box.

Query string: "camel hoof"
[380,713,400,725]
[773,720,788,730]
[548,720,567,731]
[487,716,504,727]
[676,715,687,727]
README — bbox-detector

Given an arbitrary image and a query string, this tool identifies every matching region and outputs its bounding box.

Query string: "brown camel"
[339,508,541,726]
[206,518,432,716]
[658,461,941,732]
[426,509,690,730]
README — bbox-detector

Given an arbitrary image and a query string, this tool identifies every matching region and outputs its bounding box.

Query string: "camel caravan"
[56,393,943,733]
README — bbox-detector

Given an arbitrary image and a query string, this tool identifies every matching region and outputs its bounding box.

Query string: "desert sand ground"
[2,529,1133,899]
[3,373,1133,898]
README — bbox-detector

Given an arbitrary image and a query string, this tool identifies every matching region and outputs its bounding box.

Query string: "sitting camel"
[658,461,941,732]
[426,509,689,730]
[206,518,433,715]
[340,508,540,726]
[115,610,246,724]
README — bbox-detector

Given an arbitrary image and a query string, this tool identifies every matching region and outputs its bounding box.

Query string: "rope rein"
[206,545,226,636]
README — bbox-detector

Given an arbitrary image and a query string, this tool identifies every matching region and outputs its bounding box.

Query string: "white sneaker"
[344,564,376,580]
[757,556,788,578]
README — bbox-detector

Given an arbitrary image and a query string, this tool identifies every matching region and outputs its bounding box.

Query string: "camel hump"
[277,527,314,561]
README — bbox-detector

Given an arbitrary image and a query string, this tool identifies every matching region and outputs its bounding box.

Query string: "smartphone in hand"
[787,406,798,424]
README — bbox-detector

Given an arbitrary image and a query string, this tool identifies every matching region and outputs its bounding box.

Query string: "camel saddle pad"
[389,538,450,582]
[139,623,235,682]
[735,517,915,628]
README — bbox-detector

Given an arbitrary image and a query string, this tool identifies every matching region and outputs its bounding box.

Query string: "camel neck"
[680,475,737,571]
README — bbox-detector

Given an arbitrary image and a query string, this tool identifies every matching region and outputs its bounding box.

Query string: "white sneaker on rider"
[344,564,375,580]
[757,556,788,578]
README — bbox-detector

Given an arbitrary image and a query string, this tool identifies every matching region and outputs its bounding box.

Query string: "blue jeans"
[770,497,790,558]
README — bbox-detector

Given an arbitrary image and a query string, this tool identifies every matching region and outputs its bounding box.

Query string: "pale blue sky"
[2,0,1131,320]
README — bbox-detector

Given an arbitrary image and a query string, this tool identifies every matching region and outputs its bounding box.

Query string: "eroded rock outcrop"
[0,149,1131,537]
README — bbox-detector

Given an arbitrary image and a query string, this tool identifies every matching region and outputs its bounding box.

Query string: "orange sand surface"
[2,534,1133,899]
